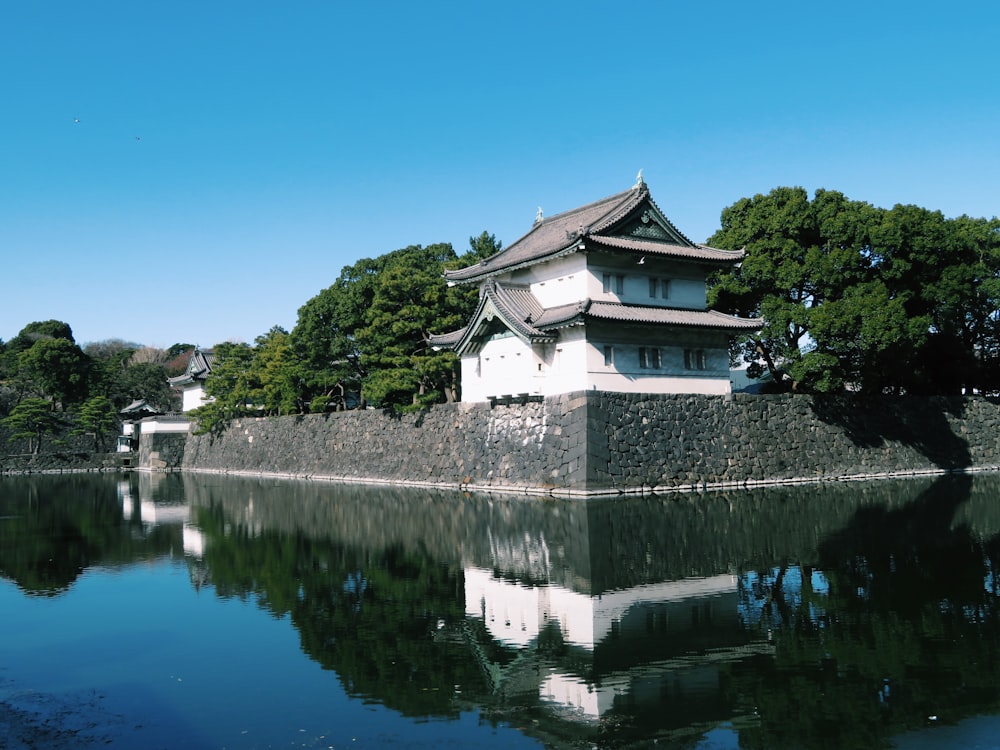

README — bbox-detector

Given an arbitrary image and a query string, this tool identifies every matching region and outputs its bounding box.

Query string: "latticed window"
[649,278,670,299]
[639,347,661,369]
[603,272,624,294]
[684,349,707,370]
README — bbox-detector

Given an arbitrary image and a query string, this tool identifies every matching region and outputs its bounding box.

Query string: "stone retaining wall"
[0,425,124,475]
[180,392,588,491]
[171,392,1000,495]
[589,392,998,491]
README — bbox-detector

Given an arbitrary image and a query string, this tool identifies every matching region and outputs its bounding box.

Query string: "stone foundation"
[162,392,1000,496]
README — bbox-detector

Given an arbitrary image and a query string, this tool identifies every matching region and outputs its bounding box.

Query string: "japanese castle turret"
[430,176,760,402]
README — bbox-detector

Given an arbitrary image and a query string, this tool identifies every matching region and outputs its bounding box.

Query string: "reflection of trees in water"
[0,474,179,595]
[194,502,489,717]
[731,475,1000,749]
[7,472,1000,747]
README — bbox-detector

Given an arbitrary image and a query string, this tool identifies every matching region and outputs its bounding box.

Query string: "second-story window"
[603,272,624,295]
[649,278,670,299]
[603,345,614,366]
[684,349,707,370]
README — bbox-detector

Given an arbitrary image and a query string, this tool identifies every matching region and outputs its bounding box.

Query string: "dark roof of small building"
[443,179,743,284]
[167,348,216,387]
[120,399,163,416]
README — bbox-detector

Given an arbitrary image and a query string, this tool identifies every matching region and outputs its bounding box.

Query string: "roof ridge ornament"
[634,169,644,189]
[535,206,544,224]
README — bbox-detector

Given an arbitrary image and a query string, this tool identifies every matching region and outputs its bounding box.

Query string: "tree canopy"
[708,187,1000,394]
[0,324,194,455]
[289,237,494,412]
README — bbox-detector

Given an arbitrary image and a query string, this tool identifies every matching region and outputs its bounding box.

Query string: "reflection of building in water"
[467,568,738,650]
[116,475,205,558]
[464,565,762,721]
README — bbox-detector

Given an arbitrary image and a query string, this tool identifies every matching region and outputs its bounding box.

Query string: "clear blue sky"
[2,1,997,349]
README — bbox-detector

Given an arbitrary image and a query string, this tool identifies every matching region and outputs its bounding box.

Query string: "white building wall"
[139,417,192,434]
[588,265,706,310]
[461,334,543,402]
[514,255,589,308]
[181,384,210,412]
[537,327,591,397]
[585,339,732,395]
[460,327,733,400]
[456,250,735,401]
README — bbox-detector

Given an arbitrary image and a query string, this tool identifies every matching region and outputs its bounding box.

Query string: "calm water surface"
[3,472,1000,749]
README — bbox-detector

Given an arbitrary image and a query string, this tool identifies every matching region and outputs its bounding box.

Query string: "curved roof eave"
[586,236,745,264]
[449,284,556,354]
[585,302,763,331]
[444,243,580,285]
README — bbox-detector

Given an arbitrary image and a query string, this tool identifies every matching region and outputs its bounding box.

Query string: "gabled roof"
[429,281,558,355]
[120,398,163,417]
[167,348,215,387]
[444,178,743,284]
[429,281,761,354]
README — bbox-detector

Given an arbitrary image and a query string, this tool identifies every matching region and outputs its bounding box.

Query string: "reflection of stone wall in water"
[138,432,188,471]
[0,424,122,474]
[176,392,1000,495]
[181,473,1000,594]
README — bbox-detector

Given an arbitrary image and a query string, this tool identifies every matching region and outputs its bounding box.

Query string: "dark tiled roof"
[120,399,163,416]
[491,283,546,335]
[167,348,216,386]
[430,282,760,352]
[586,236,740,264]
[429,282,554,353]
[586,303,763,330]
[444,181,742,283]
[427,328,465,347]
[531,301,590,329]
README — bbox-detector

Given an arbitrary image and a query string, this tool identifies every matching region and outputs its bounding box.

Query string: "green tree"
[71,395,118,451]
[189,341,256,434]
[15,337,92,408]
[463,230,503,264]
[709,187,832,389]
[2,397,64,454]
[120,362,174,411]
[2,320,76,379]
[248,327,302,416]
[292,272,368,411]
[85,339,139,408]
[355,244,466,408]
[293,240,481,411]
[709,188,1000,394]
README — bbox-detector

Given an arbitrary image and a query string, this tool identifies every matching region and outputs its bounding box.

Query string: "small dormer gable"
[610,202,695,247]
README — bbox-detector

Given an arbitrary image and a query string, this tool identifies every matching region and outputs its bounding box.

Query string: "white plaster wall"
[585,372,731,395]
[537,328,590,396]
[584,339,732,395]
[139,417,192,434]
[517,255,589,308]
[588,265,706,309]
[460,329,733,400]
[181,385,210,412]
[461,334,543,401]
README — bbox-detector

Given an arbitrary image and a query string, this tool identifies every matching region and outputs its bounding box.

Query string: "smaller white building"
[167,348,216,412]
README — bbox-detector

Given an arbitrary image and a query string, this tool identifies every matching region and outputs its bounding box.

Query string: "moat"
[3,471,1000,748]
